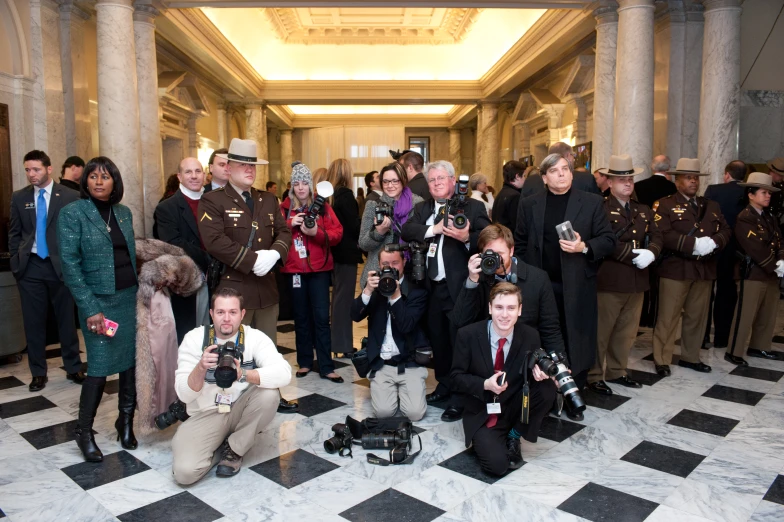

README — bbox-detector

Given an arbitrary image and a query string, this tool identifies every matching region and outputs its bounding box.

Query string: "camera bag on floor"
[346,416,423,466]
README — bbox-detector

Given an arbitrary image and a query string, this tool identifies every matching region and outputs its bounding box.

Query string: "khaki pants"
[171,386,279,485]
[242,304,279,345]
[653,278,712,366]
[590,292,644,383]
[728,279,780,358]
[369,365,428,421]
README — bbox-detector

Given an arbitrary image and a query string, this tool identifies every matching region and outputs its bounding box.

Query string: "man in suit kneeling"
[451,283,557,476]
[351,248,429,421]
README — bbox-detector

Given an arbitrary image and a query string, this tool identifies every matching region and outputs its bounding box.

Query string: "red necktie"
[485,338,506,428]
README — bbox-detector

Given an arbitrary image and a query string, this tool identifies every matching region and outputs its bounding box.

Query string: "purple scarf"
[393,187,414,227]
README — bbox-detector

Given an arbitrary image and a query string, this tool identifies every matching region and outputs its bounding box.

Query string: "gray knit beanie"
[289,161,313,200]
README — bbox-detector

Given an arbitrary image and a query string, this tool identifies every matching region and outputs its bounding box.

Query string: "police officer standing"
[652,159,730,377]
[588,156,662,395]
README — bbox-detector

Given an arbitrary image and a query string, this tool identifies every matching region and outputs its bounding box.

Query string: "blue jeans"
[287,272,334,375]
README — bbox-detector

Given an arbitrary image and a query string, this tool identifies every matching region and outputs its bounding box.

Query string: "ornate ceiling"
[262,7,483,45]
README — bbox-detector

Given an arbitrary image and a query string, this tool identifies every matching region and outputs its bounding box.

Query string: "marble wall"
[739,90,784,164]
[0,73,36,190]
[653,15,672,160]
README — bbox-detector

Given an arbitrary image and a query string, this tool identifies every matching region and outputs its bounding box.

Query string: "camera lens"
[323,437,342,454]
[480,251,500,275]
[453,214,467,229]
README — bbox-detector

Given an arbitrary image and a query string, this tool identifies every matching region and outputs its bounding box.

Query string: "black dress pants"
[426,281,456,396]
[17,256,81,376]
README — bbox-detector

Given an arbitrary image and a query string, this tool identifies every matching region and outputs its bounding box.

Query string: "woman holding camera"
[58,157,139,462]
[359,162,424,289]
[280,162,344,382]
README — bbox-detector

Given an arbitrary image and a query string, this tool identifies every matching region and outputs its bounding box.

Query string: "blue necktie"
[36,189,49,259]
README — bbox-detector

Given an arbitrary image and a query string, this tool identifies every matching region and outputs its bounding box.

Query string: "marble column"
[187,116,198,157]
[217,103,228,148]
[58,1,91,159]
[613,0,655,178]
[681,4,704,158]
[513,122,530,160]
[449,128,462,174]
[543,105,565,146]
[134,3,163,238]
[477,101,500,187]
[280,129,293,184]
[474,105,483,175]
[564,95,587,145]
[245,104,268,189]
[591,2,618,173]
[96,0,143,237]
[664,4,686,161]
[699,0,742,187]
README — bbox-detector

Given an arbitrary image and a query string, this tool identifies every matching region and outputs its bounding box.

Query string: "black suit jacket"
[407,173,432,201]
[153,190,210,273]
[634,174,676,209]
[491,183,521,230]
[401,197,491,302]
[704,180,747,277]
[9,182,80,279]
[450,258,564,354]
[350,278,429,372]
[451,320,540,446]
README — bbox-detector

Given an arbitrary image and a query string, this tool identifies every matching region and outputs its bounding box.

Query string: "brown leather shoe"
[216,441,242,477]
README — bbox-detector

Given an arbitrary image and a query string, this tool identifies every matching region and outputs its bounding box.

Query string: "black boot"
[75,378,106,462]
[115,367,138,450]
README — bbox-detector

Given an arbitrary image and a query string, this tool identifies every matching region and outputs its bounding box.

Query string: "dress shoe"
[607,375,642,388]
[426,391,450,404]
[440,405,463,422]
[29,376,47,392]
[67,371,86,384]
[587,381,613,395]
[216,440,242,477]
[723,353,748,366]
[506,437,524,470]
[565,408,584,422]
[678,360,712,373]
[320,374,344,383]
[748,348,780,360]
[277,397,299,414]
[655,365,671,377]
[295,369,310,378]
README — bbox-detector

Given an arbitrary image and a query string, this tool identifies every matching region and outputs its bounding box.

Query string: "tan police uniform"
[197,183,291,342]
[729,204,784,358]
[590,197,662,383]
[652,192,730,366]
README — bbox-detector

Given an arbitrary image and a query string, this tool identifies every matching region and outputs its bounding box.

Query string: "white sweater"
[175,325,292,415]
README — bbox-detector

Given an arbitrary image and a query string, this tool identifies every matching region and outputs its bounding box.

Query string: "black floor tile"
[0,507,4,518]
[771,335,784,344]
[20,420,90,450]
[583,389,632,411]
[763,474,784,505]
[0,376,25,391]
[666,409,739,437]
[437,448,514,484]
[62,450,150,490]
[702,384,765,406]
[627,369,663,387]
[311,358,350,372]
[620,440,705,478]
[353,378,370,388]
[642,353,680,364]
[293,393,346,417]
[277,323,296,333]
[0,396,57,419]
[558,482,658,522]
[538,416,585,442]
[103,379,119,395]
[118,491,223,522]
[340,489,445,522]
[250,448,339,489]
[277,345,296,355]
[729,365,784,383]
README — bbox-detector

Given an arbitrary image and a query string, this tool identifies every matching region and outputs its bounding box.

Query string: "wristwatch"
[238,369,247,384]
[581,244,589,255]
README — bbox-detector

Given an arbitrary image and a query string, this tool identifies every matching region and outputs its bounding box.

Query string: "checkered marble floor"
[3,316,784,522]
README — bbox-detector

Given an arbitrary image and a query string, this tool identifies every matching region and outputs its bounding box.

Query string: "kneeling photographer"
[171,288,291,485]
[350,248,429,421]
[451,224,564,355]
[451,283,561,477]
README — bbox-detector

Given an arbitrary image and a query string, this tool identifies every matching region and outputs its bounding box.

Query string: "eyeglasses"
[382,179,401,186]
[427,175,451,185]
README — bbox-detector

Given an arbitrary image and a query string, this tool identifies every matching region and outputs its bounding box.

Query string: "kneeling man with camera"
[451,283,559,476]
[172,288,291,485]
[351,248,430,421]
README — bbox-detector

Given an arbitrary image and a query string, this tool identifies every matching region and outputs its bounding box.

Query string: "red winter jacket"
[280,198,343,274]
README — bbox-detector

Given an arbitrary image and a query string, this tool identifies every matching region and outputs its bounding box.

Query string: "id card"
[294,237,307,259]
[293,274,302,288]
[428,242,438,258]
[486,402,501,414]
[216,393,232,414]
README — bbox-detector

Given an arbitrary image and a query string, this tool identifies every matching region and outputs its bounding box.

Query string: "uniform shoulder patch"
[654,214,662,222]
[200,211,212,222]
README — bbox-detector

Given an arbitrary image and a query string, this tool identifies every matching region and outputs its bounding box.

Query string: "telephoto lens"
[531,349,585,413]
[376,267,400,297]
[213,341,240,389]
[480,249,501,275]
[360,428,410,449]
[154,399,190,430]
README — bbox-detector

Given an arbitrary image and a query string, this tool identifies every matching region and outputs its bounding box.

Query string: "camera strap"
[366,432,422,466]
[201,325,246,384]
[520,351,531,425]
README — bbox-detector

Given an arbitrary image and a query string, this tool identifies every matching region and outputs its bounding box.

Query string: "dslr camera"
[445,174,470,229]
[360,423,411,450]
[213,341,243,389]
[529,348,586,413]
[303,181,335,229]
[384,241,426,282]
[154,399,189,430]
[480,249,502,276]
[324,423,354,456]
[375,201,392,226]
[374,266,400,297]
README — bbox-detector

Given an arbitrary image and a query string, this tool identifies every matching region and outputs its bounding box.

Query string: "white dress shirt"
[361,277,404,359]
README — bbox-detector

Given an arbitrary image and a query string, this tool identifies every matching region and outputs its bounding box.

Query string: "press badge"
[486,402,501,414]
[293,274,302,288]
[428,242,438,257]
[216,392,232,414]
[294,237,307,259]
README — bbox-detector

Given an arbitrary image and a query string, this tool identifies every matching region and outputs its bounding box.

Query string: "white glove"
[776,260,784,278]
[252,250,280,277]
[692,237,717,257]
[632,249,656,269]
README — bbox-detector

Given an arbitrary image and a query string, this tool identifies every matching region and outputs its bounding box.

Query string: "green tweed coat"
[57,200,137,317]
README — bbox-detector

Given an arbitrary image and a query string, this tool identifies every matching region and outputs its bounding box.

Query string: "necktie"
[36,189,49,259]
[689,198,698,214]
[624,202,631,222]
[242,191,254,214]
[485,337,506,429]
[427,204,445,280]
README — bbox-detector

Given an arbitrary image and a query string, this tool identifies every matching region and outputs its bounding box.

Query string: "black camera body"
[375,266,400,297]
[213,341,243,389]
[529,348,585,413]
[384,241,426,282]
[303,194,327,229]
[480,249,502,276]
[324,423,354,455]
[445,174,470,229]
[375,201,392,226]
[154,399,190,430]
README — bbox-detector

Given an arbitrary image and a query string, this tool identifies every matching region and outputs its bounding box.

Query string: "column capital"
[245,103,264,112]
[512,120,529,129]
[617,0,655,12]
[657,2,686,24]
[593,2,619,24]
[686,3,705,22]
[133,3,161,25]
[95,0,134,10]
[279,128,292,136]
[478,100,500,109]
[58,0,90,20]
[701,0,742,13]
